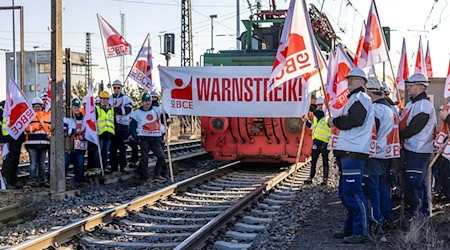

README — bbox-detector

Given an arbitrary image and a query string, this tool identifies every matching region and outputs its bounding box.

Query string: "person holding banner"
[0,102,26,190]
[109,80,133,173]
[129,93,166,182]
[399,73,436,218]
[64,98,87,188]
[25,98,51,187]
[96,91,115,172]
[328,68,373,244]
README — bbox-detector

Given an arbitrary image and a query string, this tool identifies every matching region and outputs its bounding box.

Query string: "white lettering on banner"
[196,77,302,102]
[10,109,34,137]
[130,68,151,89]
[74,140,88,150]
[107,45,130,56]
[275,51,311,81]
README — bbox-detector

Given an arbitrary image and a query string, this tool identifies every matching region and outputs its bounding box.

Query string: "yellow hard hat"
[99,91,110,99]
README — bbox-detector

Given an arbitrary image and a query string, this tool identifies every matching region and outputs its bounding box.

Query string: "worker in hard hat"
[305,96,331,186]
[25,97,51,187]
[109,80,133,173]
[328,67,373,243]
[399,73,436,218]
[95,91,115,172]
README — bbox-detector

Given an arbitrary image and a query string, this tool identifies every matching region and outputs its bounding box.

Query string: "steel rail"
[0,203,20,223]
[8,161,240,250]
[174,159,311,249]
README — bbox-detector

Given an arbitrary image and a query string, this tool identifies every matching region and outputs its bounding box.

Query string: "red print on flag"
[325,44,354,117]
[425,40,433,78]
[396,38,409,91]
[414,36,426,75]
[302,39,328,93]
[3,79,36,139]
[444,58,450,98]
[128,34,153,91]
[83,83,98,145]
[97,14,131,58]
[361,0,388,67]
[171,77,193,101]
[354,22,365,67]
[268,0,317,92]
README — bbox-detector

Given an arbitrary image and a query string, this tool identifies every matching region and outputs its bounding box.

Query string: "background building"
[5,50,86,100]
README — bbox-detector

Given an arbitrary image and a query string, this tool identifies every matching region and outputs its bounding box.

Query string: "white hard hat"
[112,79,123,86]
[381,81,391,95]
[365,77,383,92]
[345,68,368,83]
[316,96,324,105]
[32,97,44,105]
[405,73,429,87]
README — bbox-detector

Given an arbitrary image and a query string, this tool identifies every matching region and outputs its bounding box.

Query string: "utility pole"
[85,32,92,85]
[181,0,193,66]
[236,0,240,50]
[65,48,71,118]
[50,0,65,193]
[120,13,126,83]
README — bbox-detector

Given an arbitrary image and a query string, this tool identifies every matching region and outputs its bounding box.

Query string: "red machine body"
[201,116,312,163]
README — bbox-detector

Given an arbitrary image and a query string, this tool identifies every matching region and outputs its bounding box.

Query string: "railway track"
[7,159,311,250]
[4,140,204,180]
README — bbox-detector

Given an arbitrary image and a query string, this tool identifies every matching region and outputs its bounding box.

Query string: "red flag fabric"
[444,59,450,98]
[425,40,433,78]
[396,38,409,91]
[97,14,132,58]
[44,79,66,111]
[414,36,425,74]
[128,34,153,91]
[268,0,318,91]
[3,79,36,139]
[361,0,388,67]
[302,39,328,93]
[354,22,365,67]
[325,44,355,117]
[83,83,98,145]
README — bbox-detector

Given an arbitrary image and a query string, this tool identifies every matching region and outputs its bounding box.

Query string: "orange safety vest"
[25,111,51,145]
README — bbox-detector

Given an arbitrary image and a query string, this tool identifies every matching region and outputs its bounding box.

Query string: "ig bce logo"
[171,77,193,109]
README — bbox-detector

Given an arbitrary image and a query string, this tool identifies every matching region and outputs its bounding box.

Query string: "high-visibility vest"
[312,116,331,143]
[96,105,115,135]
[0,106,7,136]
[25,111,51,145]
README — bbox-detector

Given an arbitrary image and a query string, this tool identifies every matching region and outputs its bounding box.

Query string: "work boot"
[304,177,313,184]
[332,230,352,239]
[320,179,328,186]
[342,235,368,244]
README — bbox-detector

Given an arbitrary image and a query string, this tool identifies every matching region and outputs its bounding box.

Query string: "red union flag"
[268,0,317,91]
[444,59,450,98]
[425,40,433,78]
[44,79,66,111]
[414,36,425,74]
[302,39,328,93]
[97,14,131,58]
[396,38,409,90]
[4,79,36,139]
[83,83,98,145]
[354,22,366,67]
[128,34,153,91]
[361,0,388,67]
[325,44,354,117]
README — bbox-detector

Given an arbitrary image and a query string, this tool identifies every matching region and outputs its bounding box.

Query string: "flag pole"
[294,115,307,167]
[318,66,331,116]
[372,1,403,108]
[96,134,105,176]
[161,91,174,182]
[97,14,112,91]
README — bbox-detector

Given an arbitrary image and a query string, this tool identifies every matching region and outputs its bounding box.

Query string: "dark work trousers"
[86,141,96,169]
[138,136,165,180]
[1,135,25,187]
[128,139,139,164]
[310,140,329,181]
[109,129,128,171]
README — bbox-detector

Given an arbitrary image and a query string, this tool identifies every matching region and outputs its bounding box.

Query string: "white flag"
[268,0,318,92]
[83,83,98,145]
[97,14,132,58]
[3,79,36,139]
[414,36,426,75]
[128,34,153,91]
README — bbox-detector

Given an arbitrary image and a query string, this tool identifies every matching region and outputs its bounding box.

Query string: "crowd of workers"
[306,69,450,244]
[0,79,169,190]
